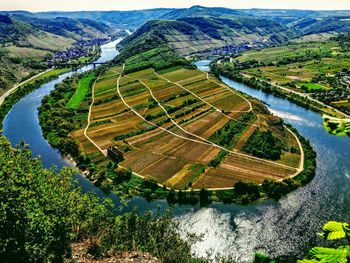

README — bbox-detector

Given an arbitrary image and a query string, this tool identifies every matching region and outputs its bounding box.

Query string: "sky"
[1,0,350,12]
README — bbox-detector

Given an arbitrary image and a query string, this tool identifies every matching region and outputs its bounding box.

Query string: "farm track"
[139,79,217,145]
[234,119,259,151]
[153,70,261,128]
[200,69,254,112]
[84,73,106,156]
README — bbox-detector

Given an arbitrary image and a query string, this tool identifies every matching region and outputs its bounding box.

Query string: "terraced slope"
[71,65,302,190]
[118,17,295,56]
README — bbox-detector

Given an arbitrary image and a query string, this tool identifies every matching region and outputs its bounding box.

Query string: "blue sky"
[1,0,350,11]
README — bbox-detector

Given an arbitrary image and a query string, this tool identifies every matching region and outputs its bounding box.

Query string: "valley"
[1,3,350,263]
[0,13,118,95]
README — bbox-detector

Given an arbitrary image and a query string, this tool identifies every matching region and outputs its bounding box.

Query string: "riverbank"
[0,68,55,106]
[0,68,71,128]
[211,61,350,119]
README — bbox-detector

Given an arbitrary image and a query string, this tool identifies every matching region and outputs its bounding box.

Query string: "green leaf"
[321,221,349,240]
[297,260,320,263]
[309,247,350,263]
[323,115,350,137]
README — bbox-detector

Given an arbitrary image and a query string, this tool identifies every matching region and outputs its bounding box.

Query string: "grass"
[67,73,95,109]
[300,82,329,91]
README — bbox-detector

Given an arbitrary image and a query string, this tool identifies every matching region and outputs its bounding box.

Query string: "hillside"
[0,14,34,43]
[0,13,115,95]
[4,6,350,37]
[292,16,350,35]
[0,15,69,93]
[118,17,295,57]
[12,14,115,40]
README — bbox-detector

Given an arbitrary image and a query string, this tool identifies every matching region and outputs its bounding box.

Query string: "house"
[107,146,124,163]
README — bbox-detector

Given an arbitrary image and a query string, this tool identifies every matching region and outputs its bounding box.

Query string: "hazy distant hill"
[160,5,244,20]
[0,14,34,43]
[240,9,350,25]
[118,16,295,57]
[291,16,350,35]
[33,9,173,29]
[3,6,350,35]
[12,15,115,40]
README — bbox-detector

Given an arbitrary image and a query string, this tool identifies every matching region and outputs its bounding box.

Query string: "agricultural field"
[230,39,350,114]
[242,54,350,88]
[237,41,339,64]
[67,73,95,109]
[71,65,303,190]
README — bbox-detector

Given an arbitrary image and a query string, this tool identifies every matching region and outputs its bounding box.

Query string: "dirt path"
[139,79,212,144]
[199,69,253,112]
[81,64,304,191]
[0,69,53,106]
[283,125,305,178]
[84,73,107,156]
[153,70,259,127]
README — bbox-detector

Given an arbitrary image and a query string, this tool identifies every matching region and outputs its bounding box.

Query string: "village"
[210,41,270,56]
[47,38,109,66]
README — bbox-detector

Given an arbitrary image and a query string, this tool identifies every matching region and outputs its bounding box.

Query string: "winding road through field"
[153,70,258,125]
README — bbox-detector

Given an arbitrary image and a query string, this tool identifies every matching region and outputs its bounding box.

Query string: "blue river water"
[2,48,350,261]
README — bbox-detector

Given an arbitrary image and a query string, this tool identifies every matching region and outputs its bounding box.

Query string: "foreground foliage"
[0,135,198,263]
[298,221,350,263]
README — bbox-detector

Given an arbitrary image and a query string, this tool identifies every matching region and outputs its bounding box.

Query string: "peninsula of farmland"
[69,63,303,190]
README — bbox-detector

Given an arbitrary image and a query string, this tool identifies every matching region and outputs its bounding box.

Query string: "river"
[2,47,350,262]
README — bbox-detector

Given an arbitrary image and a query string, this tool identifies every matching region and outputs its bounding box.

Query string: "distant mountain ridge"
[11,14,115,40]
[2,5,350,33]
[159,5,244,20]
[291,16,350,35]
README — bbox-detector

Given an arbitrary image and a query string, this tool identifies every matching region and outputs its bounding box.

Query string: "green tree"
[0,136,110,263]
[0,136,200,263]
